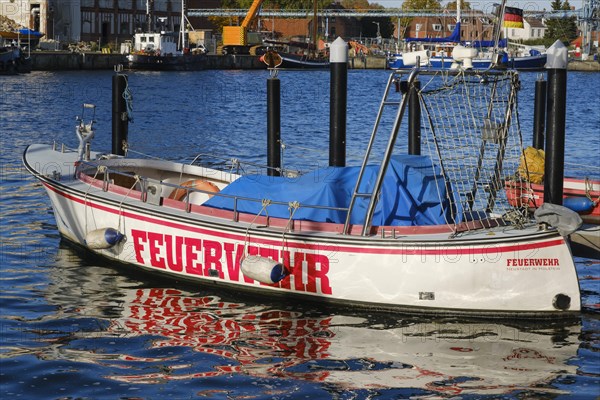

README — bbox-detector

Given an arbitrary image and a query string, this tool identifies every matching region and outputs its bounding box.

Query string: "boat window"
[140,36,146,43]
[149,37,155,42]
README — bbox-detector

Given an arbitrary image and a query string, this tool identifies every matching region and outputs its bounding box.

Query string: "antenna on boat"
[76,103,96,161]
[112,65,131,156]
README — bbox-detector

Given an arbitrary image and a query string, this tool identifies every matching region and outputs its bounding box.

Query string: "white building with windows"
[0,0,216,47]
[505,18,546,41]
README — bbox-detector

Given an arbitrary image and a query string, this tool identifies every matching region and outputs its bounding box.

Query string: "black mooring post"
[112,72,129,156]
[329,37,348,167]
[408,80,421,155]
[267,76,281,177]
[533,76,547,150]
[544,41,568,206]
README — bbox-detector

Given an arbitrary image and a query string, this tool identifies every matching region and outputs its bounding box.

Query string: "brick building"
[401,12,496,43]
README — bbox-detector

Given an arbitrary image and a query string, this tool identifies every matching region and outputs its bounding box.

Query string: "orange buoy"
[168,179,220,202]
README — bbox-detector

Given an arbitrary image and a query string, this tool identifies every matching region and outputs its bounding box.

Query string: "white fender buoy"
[85,228,124,249]
[240,255,287,284]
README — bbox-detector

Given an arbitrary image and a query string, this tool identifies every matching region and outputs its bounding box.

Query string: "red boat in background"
[506,177,600,225]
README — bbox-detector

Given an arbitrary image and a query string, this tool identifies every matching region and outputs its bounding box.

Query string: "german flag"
[503,6,524,28]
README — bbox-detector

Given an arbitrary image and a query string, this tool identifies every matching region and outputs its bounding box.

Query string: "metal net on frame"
[416,70,531,230]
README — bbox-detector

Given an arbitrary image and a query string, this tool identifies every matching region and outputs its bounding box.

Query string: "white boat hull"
[25,144,581,318]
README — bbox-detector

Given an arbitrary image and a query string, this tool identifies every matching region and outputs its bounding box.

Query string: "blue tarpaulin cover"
[17,29,44,37]
[204,155,452,226]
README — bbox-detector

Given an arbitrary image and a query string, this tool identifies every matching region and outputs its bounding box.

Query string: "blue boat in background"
[387,47,547,71]
[388,1,547,71]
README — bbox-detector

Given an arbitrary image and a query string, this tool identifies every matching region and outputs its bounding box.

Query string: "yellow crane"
[221,0,265,55]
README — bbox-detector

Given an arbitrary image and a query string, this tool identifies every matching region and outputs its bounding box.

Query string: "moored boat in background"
[126,0,207,71]
[0,45,22,74]
[388,47,547,71]
[126,30,207,71]
[506,177,600,225]
[261,50,329,69]
[388,0,546,71]
[0,29,36,74]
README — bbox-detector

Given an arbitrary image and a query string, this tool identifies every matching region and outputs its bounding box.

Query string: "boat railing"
[344,67,420,236]
[77,161,350,224]
[185,152,306,178]
[157,178,350,221]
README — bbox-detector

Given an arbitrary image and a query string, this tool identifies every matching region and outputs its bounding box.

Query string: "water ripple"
[1,70,598,399]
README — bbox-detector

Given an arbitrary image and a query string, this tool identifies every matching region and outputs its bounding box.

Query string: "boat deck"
[24,143,562,246]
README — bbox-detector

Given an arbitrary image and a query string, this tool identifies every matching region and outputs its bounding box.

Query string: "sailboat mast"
[312,0,318,57]
[492,0,508,54]
[457,0,461,41]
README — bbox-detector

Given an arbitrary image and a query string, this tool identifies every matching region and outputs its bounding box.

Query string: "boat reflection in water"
[32,244,581,396]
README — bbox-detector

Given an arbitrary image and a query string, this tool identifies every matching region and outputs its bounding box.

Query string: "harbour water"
[1,69,599,399]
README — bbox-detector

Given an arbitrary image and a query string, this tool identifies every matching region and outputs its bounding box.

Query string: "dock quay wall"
[27,51,599,71]
[29,52,270,71]
[29,52,388,71]
[567,60,600,72]
[30,51,126,70]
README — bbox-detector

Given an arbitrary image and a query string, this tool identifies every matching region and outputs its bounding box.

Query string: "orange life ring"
[168,179,220,202]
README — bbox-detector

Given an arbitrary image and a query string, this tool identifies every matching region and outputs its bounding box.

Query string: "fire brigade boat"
[22,68,582,318]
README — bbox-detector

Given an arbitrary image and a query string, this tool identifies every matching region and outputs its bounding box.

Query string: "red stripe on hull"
[44,182,567,256]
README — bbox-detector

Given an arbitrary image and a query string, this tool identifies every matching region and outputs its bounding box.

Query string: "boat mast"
[180,0,187,50]
[457,0,461,32]
[312,0,318,57]
[146,0,154,32]
[491,0,508,55]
